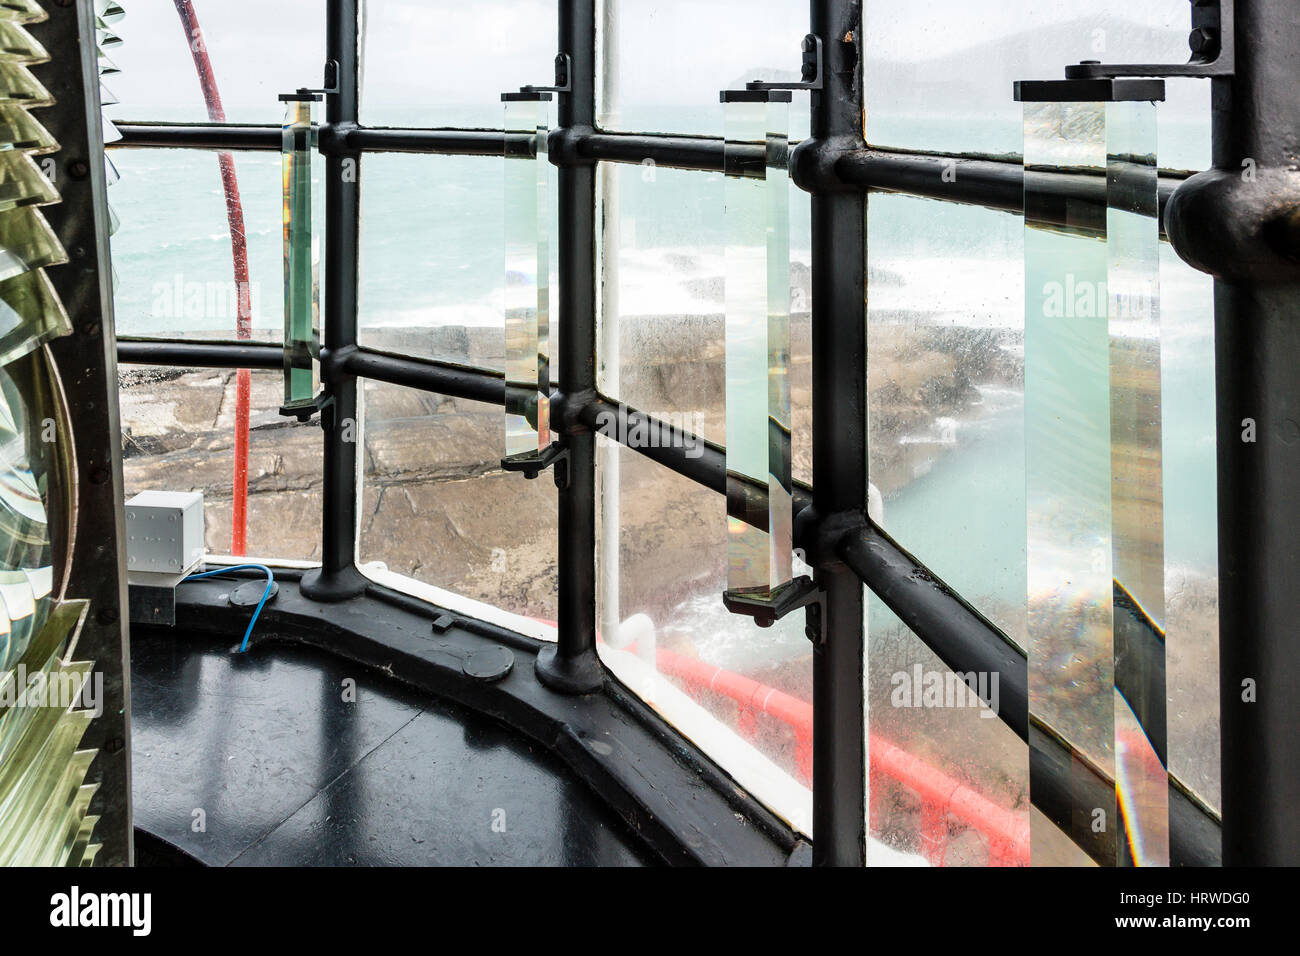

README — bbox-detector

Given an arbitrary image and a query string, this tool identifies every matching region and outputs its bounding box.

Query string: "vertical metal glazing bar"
[806,0,866,866]
[300,0,364,600]
[1201,0,1300,866]
[535,0,602,692]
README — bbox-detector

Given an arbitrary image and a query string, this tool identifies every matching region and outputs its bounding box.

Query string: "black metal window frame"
[107,0,1249,867]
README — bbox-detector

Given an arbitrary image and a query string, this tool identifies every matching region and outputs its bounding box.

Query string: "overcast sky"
[106,1,1195,122]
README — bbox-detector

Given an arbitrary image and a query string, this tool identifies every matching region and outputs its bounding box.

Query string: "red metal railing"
[172,0,252,555]
[652,646,1030,866]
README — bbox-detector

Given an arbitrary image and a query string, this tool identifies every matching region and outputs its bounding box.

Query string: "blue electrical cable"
[180,564,274,653]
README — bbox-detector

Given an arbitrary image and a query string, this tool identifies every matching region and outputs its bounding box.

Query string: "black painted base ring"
[299,565,368,603]
[535,644,604,694]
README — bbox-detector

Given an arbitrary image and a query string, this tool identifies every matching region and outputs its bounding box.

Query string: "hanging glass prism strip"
[1020,81,1167,866]
[280,92,321,412]
[502,92,551,461]
[722,90,792,598]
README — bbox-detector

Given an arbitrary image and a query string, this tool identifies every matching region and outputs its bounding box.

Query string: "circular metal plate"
[461,647,514,683]
[230,579,277,608]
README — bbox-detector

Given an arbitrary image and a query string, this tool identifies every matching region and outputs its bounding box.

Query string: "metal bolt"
[1189,26,1220,56]
[68,159,89,180]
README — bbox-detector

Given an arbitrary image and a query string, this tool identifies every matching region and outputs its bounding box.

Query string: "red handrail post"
[172,0,252,555]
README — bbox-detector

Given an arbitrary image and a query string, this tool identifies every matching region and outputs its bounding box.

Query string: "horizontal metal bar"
[839,149,1182,237]
[110,124,1194,236]
[346,127,508,156]
[112,121,741,169]
[571,395,809,525]
[117,338,284,369]
[110,339,786,528]
[335,346,507,405]
[113,122,281,150]
[581,131,733,172]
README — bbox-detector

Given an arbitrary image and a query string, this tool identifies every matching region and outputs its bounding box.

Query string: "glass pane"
[597,0,810,140]
[0,103,57,152]
[0,150,58,212]
[866,195,1030,867]
[867,195,1026,645]
[102,0,327,124]
[0,61,50,106]
[724,95,790,595]
[1106,100,1168,865]
[596,162,811,478]
[1022,97,1171,865]
[119,366,322,560]
[503,96,550,460]
[109,149,283,340]
[361,0,555,128]
[358,154,554,371]
[868,601,1029,866]
[865,168,1219,844]
[1159,240,1218,812]
[0,268,70,368]
[0,0,46,25]
[1024,99,1115,859]
[0,205,65,282]
[596,439,812,836]
[281,96,321,411]
[358,382,558,631]
[865,0,1208,171]
[0,20,48,63]
[0,362,54,674]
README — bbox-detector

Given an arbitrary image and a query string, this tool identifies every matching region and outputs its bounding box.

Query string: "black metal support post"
[300,0,366,601]
[535,0,603,693]
[793,0,868,866]
[1166,0,1300,866]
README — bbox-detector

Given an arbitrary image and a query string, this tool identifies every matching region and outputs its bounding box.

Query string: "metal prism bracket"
[723,575,825,644]
[520,53,573,95]
[299,59,341,97]
[1014,78,1167,103]
[1064,0,1234,80]
[501,441,570,489]
[279,389,329,423]
[743,34,824,93]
